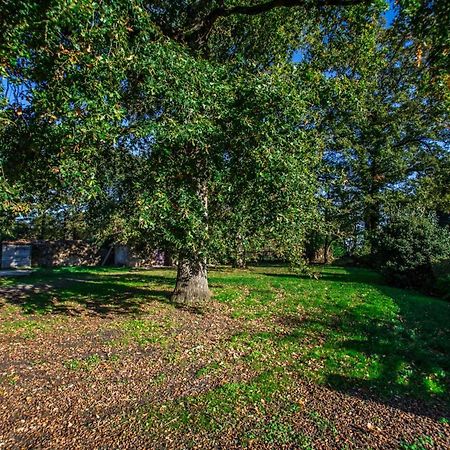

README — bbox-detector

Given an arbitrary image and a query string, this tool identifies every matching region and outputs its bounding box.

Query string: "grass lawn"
[0,265,449,449]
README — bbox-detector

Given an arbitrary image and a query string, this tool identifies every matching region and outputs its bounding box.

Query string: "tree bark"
[323,236,330,264]
[324,242,334,264]
[171,255,211,304]
[232,233,247,268]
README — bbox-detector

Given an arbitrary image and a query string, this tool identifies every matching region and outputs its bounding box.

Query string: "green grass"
[1,264,449,445]
[0,266,173,315]
[115,318,173,347]
[64,354,102,371]
[212,266,450,399]
[142,369,294,435]
[0,317,53,338]
[2,265,449,400]
[399,435,434,449]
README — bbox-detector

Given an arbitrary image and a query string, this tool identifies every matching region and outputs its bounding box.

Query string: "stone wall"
[1,240,171,268]
[31,240,102,267]
[114,246,172,267]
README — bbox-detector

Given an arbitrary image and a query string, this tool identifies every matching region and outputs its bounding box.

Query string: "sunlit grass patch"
[116,317,173,347]
[142,369,292,436]
[0,317,57,338]
[63,353,120,371]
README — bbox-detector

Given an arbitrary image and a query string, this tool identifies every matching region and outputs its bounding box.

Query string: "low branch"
[218,0,366,17]
[165,0,372,46]
[393,137,434,152]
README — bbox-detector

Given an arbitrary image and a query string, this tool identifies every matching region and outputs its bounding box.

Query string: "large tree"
[3,0,444,302]
[1,0,374,302]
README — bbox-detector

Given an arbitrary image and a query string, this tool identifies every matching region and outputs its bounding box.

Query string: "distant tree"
[309,13,449,255]
[412,150,450,227]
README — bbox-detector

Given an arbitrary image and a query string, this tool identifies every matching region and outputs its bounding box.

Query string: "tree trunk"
[233,253,247,269]
[232,233,247,268]
[171,145,211,304]
[324,236,332,264]
[171,255,211,304]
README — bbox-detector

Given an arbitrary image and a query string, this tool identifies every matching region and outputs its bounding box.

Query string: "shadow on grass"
[0,269,209,316]
[327,286,448,400]
[263,268,450,420]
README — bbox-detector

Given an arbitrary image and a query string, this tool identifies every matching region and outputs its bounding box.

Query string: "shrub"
[433,259,450,300]
[373,209,450,293]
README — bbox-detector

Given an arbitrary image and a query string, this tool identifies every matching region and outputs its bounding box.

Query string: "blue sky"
[384,0,397,27]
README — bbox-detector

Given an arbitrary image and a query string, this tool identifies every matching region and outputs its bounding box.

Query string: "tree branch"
[166,0,372,46]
